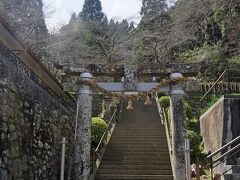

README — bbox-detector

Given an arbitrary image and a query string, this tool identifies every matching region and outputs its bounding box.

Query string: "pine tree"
[79,0,105,22]
[69,12,78,24]
[129,22,135,30]
[109,19,115,28]
[140,0,168,16]
[119,19,129,34]
[102,15,108,26]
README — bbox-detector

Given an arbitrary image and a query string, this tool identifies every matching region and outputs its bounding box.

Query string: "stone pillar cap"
[169,73,184,95]
[170,73,183,79]
[79,72,93,94]
[80,72,93,79]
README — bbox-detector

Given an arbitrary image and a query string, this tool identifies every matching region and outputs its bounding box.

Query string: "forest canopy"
[0,0,240,80]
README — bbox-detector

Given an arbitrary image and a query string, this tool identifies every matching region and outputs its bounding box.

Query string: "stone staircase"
[96,100,173,180]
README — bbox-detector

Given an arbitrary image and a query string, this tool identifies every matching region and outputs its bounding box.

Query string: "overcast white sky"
[43,0,143,29]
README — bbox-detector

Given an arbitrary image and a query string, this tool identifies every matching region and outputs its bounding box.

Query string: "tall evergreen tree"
[79,0,104,21]
[119,19,129,34]
[69,12,78,24]
[102,15,109,26]
[140,0,168,16]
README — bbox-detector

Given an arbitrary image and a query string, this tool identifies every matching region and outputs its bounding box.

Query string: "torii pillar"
[74,72,93,180]
[170,73,187,180]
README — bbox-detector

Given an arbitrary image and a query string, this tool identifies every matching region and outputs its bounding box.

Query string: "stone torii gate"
[61,63,205,180]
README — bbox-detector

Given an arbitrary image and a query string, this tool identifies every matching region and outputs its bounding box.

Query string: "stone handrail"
[155,96,173,172]
[95,109,118,153]
[199,82,240,93]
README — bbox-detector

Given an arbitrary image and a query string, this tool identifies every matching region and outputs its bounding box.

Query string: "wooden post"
[74,72,93,180]
[170,73,187,180]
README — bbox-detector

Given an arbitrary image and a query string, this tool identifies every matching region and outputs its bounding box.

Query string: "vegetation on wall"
[201,95,220,114]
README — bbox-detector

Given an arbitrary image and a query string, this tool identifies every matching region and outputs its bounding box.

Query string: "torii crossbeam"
[57,62,207,78]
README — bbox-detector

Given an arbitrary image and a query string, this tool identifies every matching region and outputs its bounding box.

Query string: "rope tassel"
[127,99,134,110]
[144,95,152,106]
[111,97,119,107]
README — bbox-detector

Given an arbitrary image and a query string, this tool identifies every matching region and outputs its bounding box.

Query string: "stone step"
[112,135,166,138]
[109,140,167,143]
[102,155,170,161]
[101,159,171,165]
[114,129,165,132]
[117,124,163,126]
[96,100,172,179]
[110,138,166,141]
[104,156,170,160]
[97,169,172,175]
[118,123,163,126]
[109,141,167,145]
[107,145,168,149]
[112,132,166,136]
[96,174,174,180]
[105,148,169,156]
[99,164,172,170]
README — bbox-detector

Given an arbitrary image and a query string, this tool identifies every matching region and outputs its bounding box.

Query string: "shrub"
[159,96,170,108]
[185,102,193,119]
[91,117,108,147]
[187,118,198,132]
[188,130,207,162]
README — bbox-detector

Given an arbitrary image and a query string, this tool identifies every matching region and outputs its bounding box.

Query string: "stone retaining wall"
[0,43,76,180]
[200,95,240,176]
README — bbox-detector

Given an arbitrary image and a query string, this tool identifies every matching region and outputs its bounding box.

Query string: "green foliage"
[168,102,194,119]
[80,0,104,22]
[201,95,220,114]
[91,117,108,147]
[213,3,240,37]
[165,107,172,138]
[178,44,221,63]
[98,100,106,118]
[213,5,229,36]
[178,44,229,80]
[55,11,133,64]
[185,102,193,119]
[159,96,170,108]
[141,0,168,16]
[167,107,171,126]
[187,118,198,132]
[188,130,207,162]
[228,56,240,70]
